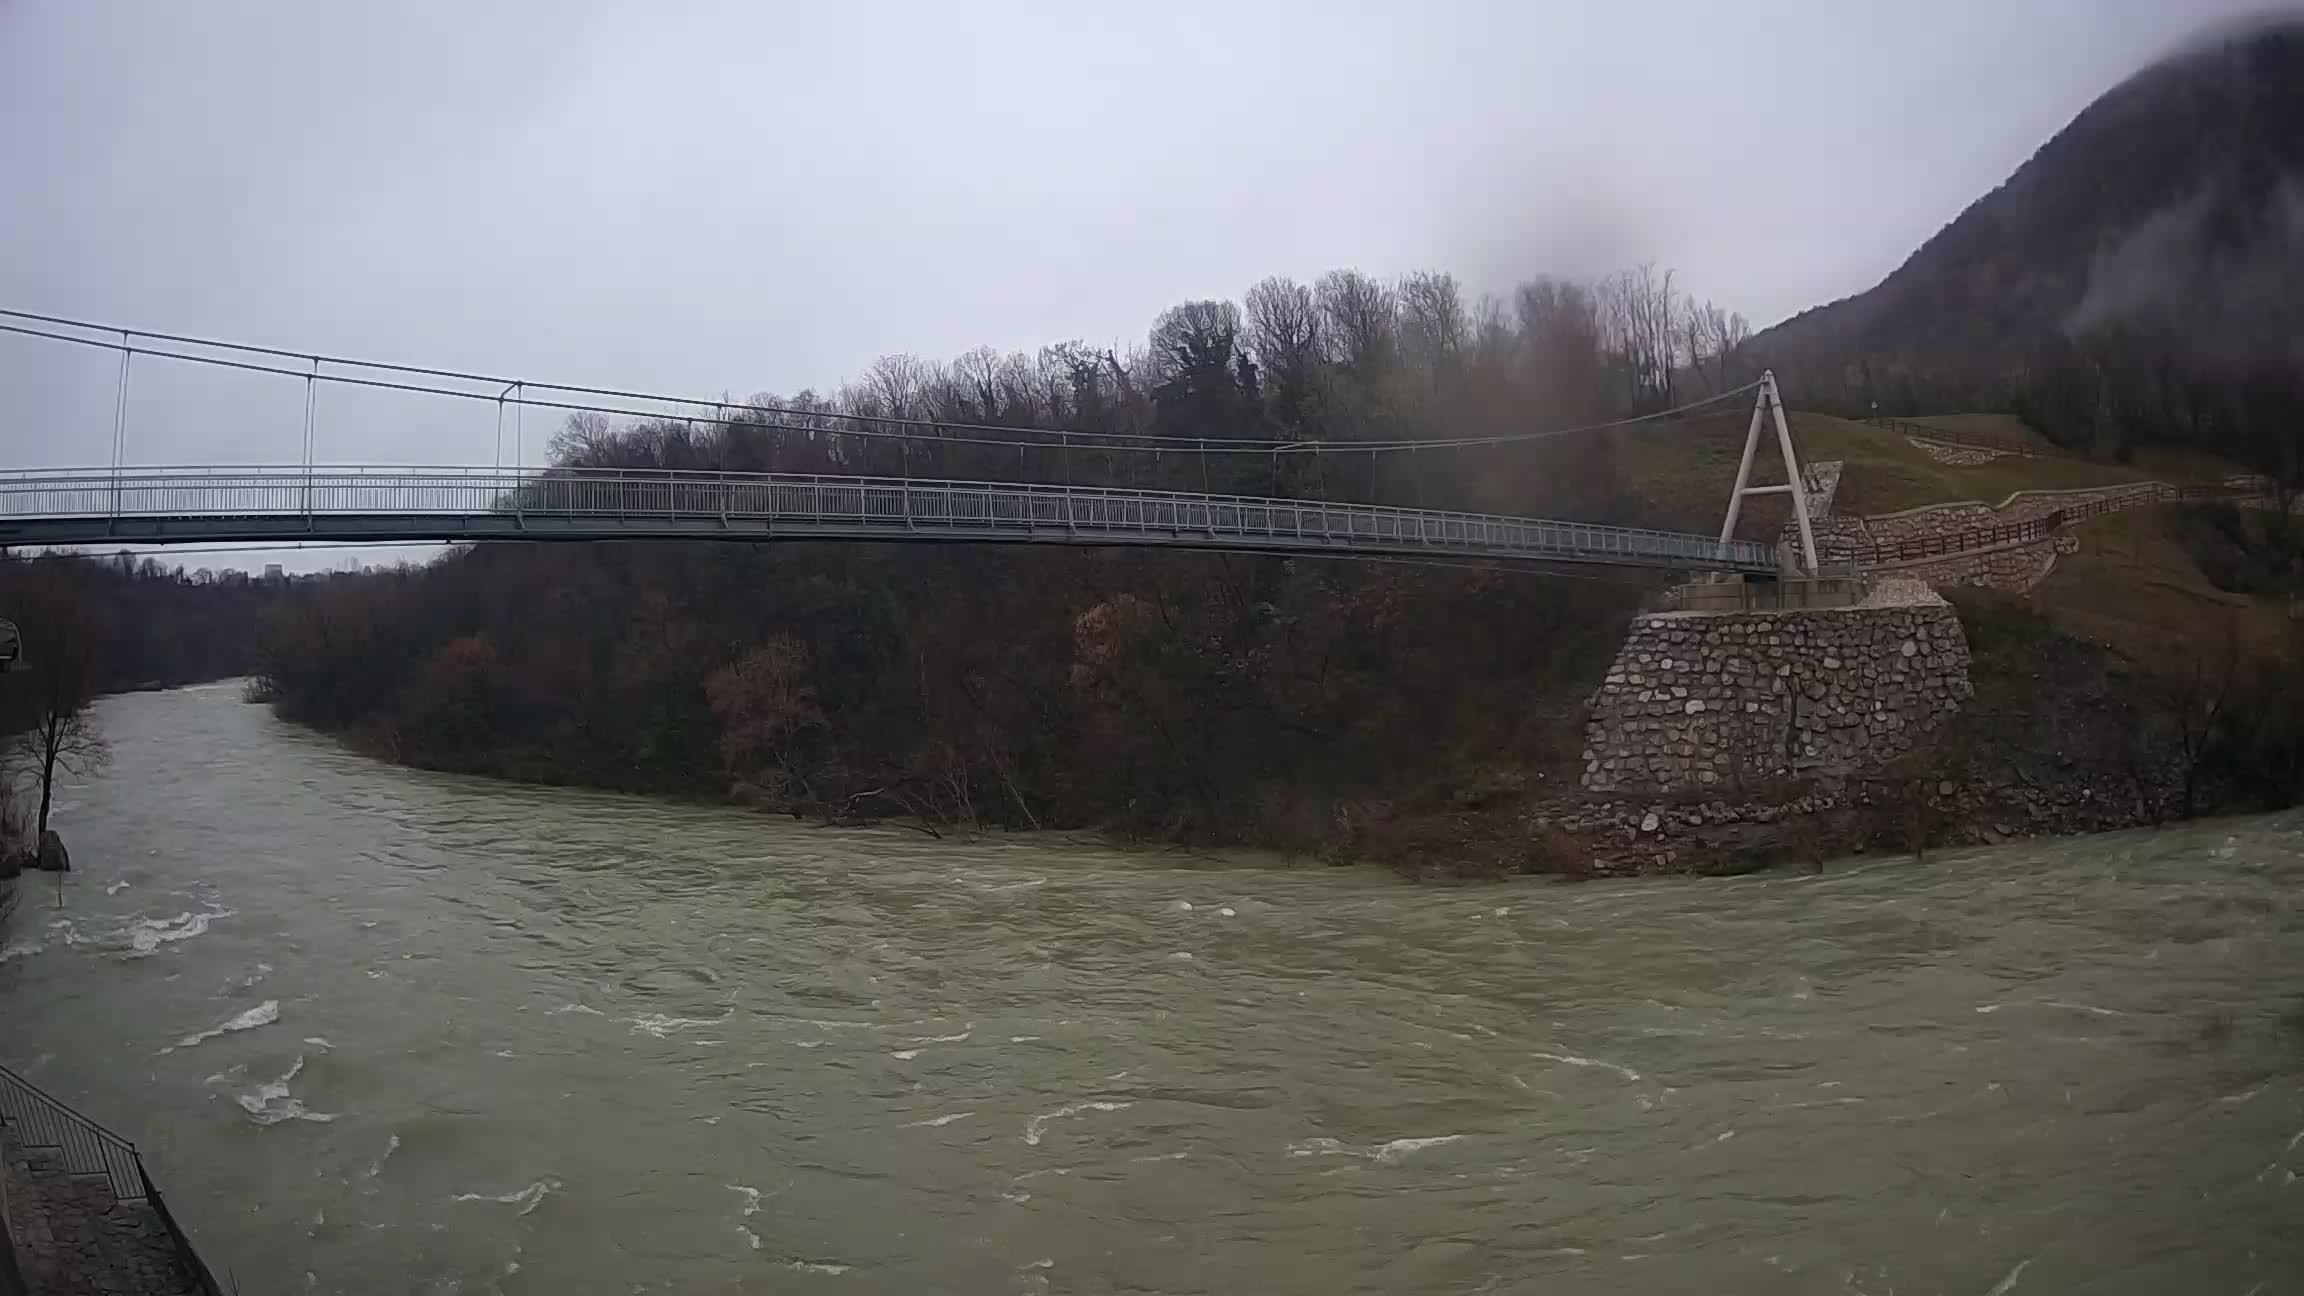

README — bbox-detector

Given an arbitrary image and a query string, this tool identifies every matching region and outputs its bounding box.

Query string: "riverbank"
[1344,588,2286,878]
[255,581,2299,882]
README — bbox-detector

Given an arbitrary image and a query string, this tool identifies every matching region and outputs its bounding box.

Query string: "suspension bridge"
[0,310,1813,574]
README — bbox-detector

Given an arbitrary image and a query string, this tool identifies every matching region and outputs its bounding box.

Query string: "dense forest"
[253,263,1744,852]
[0,552,278,710]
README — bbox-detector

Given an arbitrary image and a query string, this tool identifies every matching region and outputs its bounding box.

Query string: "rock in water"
[36,829,70,873]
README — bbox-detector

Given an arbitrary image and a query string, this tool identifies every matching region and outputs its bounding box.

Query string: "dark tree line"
[252,264,1753,849]
[0,553,282,859]
[534,264,1752,522]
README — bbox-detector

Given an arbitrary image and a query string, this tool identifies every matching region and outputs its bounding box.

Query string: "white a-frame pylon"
[1717,370,1819,574]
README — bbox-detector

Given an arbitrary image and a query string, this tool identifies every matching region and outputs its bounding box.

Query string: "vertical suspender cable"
[302,357,318,523]
[110,333,132,521]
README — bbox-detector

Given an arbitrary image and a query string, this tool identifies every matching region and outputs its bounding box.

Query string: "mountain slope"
[1754,18,2304,401]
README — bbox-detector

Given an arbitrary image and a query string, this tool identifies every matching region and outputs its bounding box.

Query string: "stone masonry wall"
[1581,593,1974,794]
[1886,533,2080,592]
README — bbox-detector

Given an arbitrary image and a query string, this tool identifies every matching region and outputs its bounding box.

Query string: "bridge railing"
[1835,481,2249,568]
[0,1062,225,1294]
[0,1061,144,1202]
[0,466,1778,570]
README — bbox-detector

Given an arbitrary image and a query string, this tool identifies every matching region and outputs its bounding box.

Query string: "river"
[2,684,2301,1294]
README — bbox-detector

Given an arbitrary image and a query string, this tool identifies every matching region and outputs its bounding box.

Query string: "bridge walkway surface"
[0,467,1781,574]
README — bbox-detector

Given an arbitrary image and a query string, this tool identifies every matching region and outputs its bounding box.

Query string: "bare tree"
[548,411,619,466]
[1244,275,1322,428]
[1396,269,1469,391]
[1148,300,1244,381]
[1597,264,1680,411]
[857,353,937,420]
[1515,276,1606,423]
[1680,298,1750,395]
[8,559,112,844]
[1315,269,1397,378]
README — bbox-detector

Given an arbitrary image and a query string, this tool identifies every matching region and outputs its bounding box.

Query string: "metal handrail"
[1840,482,2248,567]
[0,1061,145,1202]
[0,464,1781,571]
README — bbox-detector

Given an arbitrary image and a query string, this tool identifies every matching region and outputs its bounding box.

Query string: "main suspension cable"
[0,309,1758,459]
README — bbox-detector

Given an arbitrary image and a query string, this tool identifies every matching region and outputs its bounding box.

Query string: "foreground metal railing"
[0,1061,224,1294]
[0,465,1781,572]
[0,1062,144,1201]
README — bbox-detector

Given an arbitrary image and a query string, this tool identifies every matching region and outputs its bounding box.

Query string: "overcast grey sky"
[0,0,2284,565]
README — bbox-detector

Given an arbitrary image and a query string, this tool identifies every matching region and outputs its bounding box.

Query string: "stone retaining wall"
[1581,593,1974,793]
[1860,483,2159,545]
[1909,437,2007,466]
[1883,533,2080,592]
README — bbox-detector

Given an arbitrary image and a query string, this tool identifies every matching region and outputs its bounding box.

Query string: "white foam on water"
[106,881,130,895]
[901,1112,974,1128]
[364,1134,400,1180]
[1131,1151,1188,1163]
[738,1226,762,1250]
[1984,1257,2034,1296]
[624,1011,729,1037]
[1288,1134,1467,1164]
[125,908,234,957]
[890,1049,922,1061]
[0,938,42,965]
[1008,1036,1041,1044]
[793,1040,827,1049]
[451,1177,559,1217]
[168,1000,281,1052]
[786,1261,849,1275]
[1528,1049,1642,1082]
[303,1036,332,1050]
[727,1184,764,1216]
[903,1028,973,1044]
[546,1003,604,1017]
[1979,1000,2123,1018]
[235,1056,337,1125]
[1022,1101,1133,1146]
[1373,1135,1466,1163]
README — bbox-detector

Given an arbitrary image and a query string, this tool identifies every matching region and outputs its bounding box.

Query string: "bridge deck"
[0,467,1778,573]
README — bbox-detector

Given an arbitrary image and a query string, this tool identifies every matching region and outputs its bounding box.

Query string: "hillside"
[1604,409,2202,538]
[1749,17,2304,451]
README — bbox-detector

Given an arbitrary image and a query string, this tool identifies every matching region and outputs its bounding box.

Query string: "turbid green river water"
[2,684,2301,1294]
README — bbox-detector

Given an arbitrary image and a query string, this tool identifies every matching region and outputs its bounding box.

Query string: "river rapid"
[2,684,2301,1294]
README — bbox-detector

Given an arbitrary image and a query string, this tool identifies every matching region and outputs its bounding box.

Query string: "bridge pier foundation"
[1581,584,1974,794]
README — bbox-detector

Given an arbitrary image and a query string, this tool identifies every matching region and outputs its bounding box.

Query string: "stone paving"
[1,1125,198,1295]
